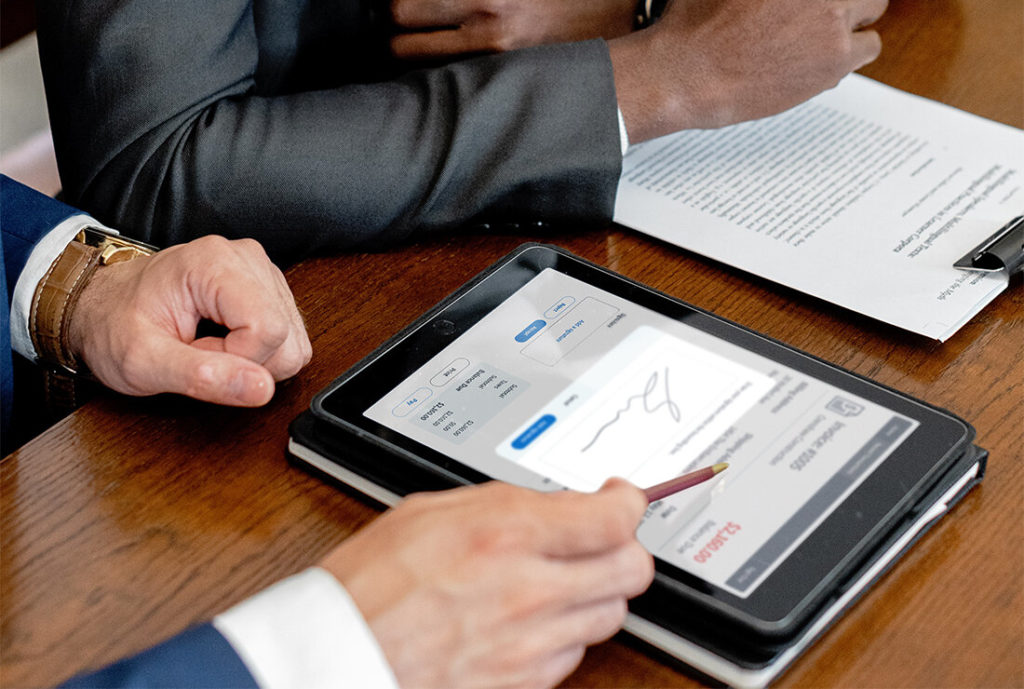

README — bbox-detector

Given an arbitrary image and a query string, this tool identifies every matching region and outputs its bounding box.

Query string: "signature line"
[580,368,681,453]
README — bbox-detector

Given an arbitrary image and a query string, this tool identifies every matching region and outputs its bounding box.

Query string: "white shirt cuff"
[213,567,399,689]
[10,214,116,362]
[617,107,630,155]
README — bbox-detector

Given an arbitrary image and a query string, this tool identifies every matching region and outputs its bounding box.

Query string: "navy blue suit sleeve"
[1,175,82,440]
[1,222,9,439]
[1,174,81,299]
[59,623,259,689]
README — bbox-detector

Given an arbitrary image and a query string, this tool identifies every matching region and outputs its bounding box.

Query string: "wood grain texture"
[2,0,1021,685]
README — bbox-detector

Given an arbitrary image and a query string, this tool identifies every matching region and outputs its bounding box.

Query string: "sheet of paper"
[614,75,1024,340]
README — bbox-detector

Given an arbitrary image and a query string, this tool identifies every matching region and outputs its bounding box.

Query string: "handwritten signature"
[581,368,681,453]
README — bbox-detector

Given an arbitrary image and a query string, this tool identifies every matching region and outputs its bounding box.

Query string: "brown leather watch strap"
[29,240,103,374]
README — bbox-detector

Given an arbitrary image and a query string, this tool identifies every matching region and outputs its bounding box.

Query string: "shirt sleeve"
[212,567,399,689]
[9,215,117,362]
[617,107,630,155]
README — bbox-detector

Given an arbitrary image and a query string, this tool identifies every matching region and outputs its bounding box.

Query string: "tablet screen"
[362,267,919,599]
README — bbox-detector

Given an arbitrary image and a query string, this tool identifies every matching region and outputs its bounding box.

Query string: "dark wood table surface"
[3,0,1022,686]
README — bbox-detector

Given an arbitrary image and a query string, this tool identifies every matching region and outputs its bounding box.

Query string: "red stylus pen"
[643,462,729,502]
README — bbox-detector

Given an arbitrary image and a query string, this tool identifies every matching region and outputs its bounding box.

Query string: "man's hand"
[610,0,888,142]
[68,235,312,406]
[321,479,654,689]
[390,0,635,59]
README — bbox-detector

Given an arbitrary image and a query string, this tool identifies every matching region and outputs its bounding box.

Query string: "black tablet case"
[287,244,988,686]
[289,412,985,685]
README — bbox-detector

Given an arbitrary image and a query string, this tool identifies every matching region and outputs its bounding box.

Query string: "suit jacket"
[1,176,258,687]
[1,175,79,440]
[58,624,257,689]
[35,0,623,262]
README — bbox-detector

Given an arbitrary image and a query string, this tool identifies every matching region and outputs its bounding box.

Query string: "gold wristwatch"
[75,226,158,264]
[30,227,158,375]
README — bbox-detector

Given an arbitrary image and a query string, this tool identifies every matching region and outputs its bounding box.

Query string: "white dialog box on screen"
[498,326,775,490]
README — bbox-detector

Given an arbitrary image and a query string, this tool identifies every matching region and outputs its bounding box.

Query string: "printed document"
[614,74,1024,340]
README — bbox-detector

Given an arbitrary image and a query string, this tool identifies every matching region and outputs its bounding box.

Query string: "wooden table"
[3,0,1022,685]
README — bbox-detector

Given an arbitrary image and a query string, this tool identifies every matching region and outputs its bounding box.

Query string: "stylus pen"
[644,463,729,502]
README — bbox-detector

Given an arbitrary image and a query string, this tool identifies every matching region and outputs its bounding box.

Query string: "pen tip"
[712,462,729,474]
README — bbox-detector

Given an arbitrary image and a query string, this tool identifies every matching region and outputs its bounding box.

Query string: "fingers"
[530,479,649,557]
[847,0,888,29]
[183,237,312,381]
[845,0,886,68]
[409,480,648,557]
[478,594,633,687]
[532,646,587,689]
[391,17,519,59]
[849,29,882,69]
[552,541,655,605]
[390,0,501,59]
[192,328,307,383]
[527,598,630,657]
[391,0,468,28]
[390,2,528,58]
[222,321,308,381]
[392,29,482,59]
[390,0,635,59]
[495,541,651,625]
[139,337,276,406]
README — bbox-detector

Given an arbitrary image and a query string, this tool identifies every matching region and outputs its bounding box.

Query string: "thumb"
[147,338,277,406]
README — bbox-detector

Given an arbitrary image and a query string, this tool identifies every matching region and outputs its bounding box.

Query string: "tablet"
[294,243,984,685]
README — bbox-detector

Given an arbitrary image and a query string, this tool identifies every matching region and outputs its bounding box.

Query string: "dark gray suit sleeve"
[35,1,622,261]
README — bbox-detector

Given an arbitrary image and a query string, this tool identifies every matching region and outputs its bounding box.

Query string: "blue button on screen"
[511,414,556,449]
[515,319,546,343]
